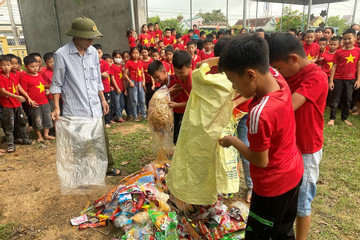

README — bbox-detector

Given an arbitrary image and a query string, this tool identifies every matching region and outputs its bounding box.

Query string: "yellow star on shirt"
[36,81,45,93]
[345,54,355,64]
[119,72,123,79]
[169,68,172,75]
[12,84,17,94]
[327,62,333,70]
[151,37,154,44]
[143,38,149,45]
[307,54,314,60]
[138,68,142,77]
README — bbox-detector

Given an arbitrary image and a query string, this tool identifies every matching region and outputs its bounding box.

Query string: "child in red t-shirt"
[163,46,174,76]
[303,30,319,63]
[124,47,146,121]
[140,46,154,108]
[20,55,54,143]
[198,38,215,60]
[186,41,201,70]
[154,23,163,40]
[163,28,175,46]
[218,34,303,239]
[147,23,156,47]
[7,54,21,80]
[173,34,185,50]
[127,29,137,49]
[42,52,55,107]
[269,33,328,240]
[316,37,327,66]
[0,55,35,152]
[181,30,194,46]
[29,52,47,74]
[137,24,152,48]
[329,28,360,126]
[110,50,127,123]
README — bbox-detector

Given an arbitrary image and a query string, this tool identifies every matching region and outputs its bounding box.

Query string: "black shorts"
[30,103,53,130]
[245,179,302,240]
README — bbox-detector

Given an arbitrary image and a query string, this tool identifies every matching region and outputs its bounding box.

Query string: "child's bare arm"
[0,88,25,102]
[292,93,307,111]
[17,85,37,107]
[219,136,269,168]
[355,61,360,90]
[329,64,337,90]
[111,75,121,93]
[123,68,134,87]
[312,55,319,63]
[168,101,186,109]
[196,57,220,69]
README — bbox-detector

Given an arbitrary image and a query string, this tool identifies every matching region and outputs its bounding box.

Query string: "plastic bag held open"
[56,116,108,194]
[166,63,236,205]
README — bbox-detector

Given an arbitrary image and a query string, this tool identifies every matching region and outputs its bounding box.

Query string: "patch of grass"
[308,109,360,239]
[0,223,16,240]
[108,121,156,175]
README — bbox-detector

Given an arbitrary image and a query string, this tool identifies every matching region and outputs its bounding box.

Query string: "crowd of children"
[1,20,360,239]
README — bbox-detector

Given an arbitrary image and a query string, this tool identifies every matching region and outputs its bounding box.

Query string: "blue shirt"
[50,40,104,118]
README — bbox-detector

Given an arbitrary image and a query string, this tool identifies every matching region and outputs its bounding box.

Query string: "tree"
[327,16,350,35]
[198,9,226,25]
[275,7,304,31]
[147,15,184,34]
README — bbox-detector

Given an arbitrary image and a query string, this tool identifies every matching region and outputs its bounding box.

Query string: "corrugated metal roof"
[260,0,348,5]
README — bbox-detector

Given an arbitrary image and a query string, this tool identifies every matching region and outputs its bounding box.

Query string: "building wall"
[18,0,146,56]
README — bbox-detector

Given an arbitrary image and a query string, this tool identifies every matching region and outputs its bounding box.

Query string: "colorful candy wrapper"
[70,215,88,226]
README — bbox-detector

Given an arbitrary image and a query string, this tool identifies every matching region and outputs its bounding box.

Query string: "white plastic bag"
[56,116,108,194]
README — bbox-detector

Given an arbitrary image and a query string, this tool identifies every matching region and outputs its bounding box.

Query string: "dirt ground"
[0,136,124,240]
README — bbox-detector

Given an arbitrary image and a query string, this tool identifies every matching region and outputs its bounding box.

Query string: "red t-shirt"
[163,36,175,46]
[154,29,163,40]
[334,48,360,79]
[11,71,21,81]
[138,33,152,47]
[173,43,185,50]
[147,30,156,46]
[0,73,21,108]
[247,71,303,197]
[213,39,218,45]
[181,35,192,46]
[42,67,53,99]
[162,60,174,76]
[128,36,136,48]
[142,58,153,83]
[20,73,48,105]
[303,42,320,61]
[286,63,328,154]
[125,60,143,82]
[100,59,111,92]
[174,69,192,97]
[321,51,336,77]
[194,29,200,36]
[168,75,187,114]
[110,64,125,91]
[198,50,215,60]
[191,55,201,70]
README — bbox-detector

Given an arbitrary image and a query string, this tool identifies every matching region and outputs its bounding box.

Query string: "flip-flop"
[106,168,121,176]
[7,146,15,153]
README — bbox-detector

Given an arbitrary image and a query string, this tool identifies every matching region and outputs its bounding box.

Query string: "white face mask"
[114,58,123,64]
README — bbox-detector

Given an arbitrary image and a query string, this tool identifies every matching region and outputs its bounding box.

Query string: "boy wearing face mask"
[110,50,127,123]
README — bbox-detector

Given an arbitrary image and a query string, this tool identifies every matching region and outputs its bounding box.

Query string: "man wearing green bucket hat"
[50,17,121,180]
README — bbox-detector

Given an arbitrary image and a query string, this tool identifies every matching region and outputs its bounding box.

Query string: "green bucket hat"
[66,16,103,39]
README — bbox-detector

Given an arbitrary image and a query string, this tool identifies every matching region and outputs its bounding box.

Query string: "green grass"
[0,223,17,240]
[110,110,360,239]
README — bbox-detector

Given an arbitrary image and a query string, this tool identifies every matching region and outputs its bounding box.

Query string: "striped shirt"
[50,40,104,118]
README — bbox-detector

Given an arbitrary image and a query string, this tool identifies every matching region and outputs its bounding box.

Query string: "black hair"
[130,47,140,55]
[93,44,102,50]
[204,38,213,44]
[155,22,159,25]
[217,30,224,39]
[186,41,196,47]
[350,23,359,29]
[325,27,334,34]
[188,29,194,34]
[175,33,182,39]
[164,28,171,32]
[357,32,360,37]
[288,28,297,35]
[172,50,192,69]
[330,36,340,42]
[165,45,174,53]
[127,29,134,37]
[171,28,176,32]
[112,50,122,58]
[200,31,206,36]
[315,27,324,32]
[268,32,306,63]
[141,24,148,29]
[6,53,16,59]
[102,54,111,60]
[193,24,198,28]
[255,28,265,33]
[0,54,12,63]
[305,30,315,34]
[23,55,37,66]
[148,60,165,75]
[214,35,233,57]
[158,40,163,43]
[343,28,356,37]
[212,31,217,35]
[151,49,159,55]
[141,46,149,52]
[43,52,54,62]
[219,34,269,76]
[122,50,130,57]
[148,23,154,27]
[29,52,41,58]
[224,30,231,35]
[318,37,327,42]
[16,56,22,66]
[196,39,204,50]
[206,34,214,40]
[239,28,246,33]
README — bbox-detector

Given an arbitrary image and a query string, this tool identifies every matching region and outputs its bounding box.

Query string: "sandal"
[7,146,15,153]
[22,139,34,145]
[106,168,121,176]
